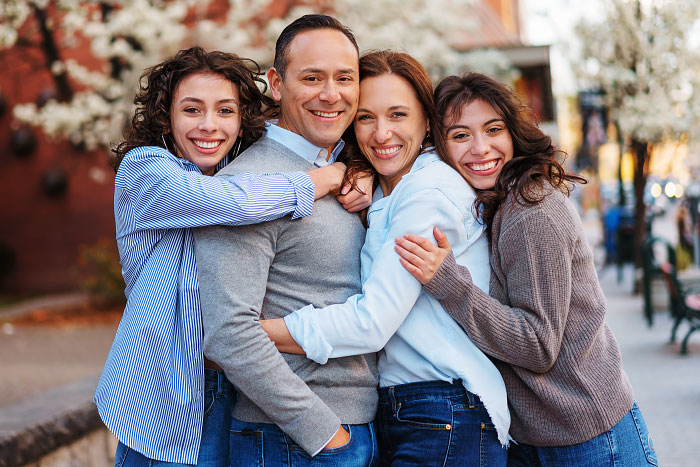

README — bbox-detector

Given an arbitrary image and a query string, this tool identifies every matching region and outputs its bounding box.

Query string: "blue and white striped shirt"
[94,146,315,464]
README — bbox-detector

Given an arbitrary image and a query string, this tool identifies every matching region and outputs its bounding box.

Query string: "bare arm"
[261,318,305,354]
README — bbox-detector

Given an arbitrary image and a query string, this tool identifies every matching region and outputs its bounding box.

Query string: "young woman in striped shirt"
[95,47,370,467]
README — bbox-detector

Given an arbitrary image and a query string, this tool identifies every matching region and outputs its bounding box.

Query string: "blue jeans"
[377,380,506,467]
[115,368,236,467]
[229,418,378,466]
[507,402,657,467]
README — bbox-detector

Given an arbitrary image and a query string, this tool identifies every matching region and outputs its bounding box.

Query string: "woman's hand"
[308,162,347,200]
[336,172,373,212]
[395,226,452,285]
[324,425,351,450]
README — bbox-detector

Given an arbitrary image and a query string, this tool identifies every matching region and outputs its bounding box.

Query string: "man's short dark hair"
[273,14,359,79]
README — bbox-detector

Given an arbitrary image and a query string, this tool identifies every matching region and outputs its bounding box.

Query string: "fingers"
[433,226,451,250]
[337,187,372,212]
[394,243,425,267]
[397,233,437,253]
[398,257,428,285]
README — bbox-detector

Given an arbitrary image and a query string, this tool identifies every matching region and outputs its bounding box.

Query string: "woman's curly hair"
[113,46,275,171]
[432,72,586,238]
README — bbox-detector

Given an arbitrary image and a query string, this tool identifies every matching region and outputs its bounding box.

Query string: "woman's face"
[354,74,429,195]
[443,99,514,191]
[169,73,242,175]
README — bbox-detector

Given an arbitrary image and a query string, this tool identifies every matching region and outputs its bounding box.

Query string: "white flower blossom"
[3,0,517,152]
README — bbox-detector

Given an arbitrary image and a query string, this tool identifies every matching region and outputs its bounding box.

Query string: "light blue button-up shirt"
[265,122,344,167]
[285,151,510,444]
[95,146,315,464]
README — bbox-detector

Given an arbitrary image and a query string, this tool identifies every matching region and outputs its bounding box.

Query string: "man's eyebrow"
[298,67,357,75]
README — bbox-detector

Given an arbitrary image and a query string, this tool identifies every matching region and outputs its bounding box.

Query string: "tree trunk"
[631,139,650,268]
[32,4,73,102]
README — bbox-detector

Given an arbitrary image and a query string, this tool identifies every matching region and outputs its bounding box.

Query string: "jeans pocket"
[229,426,263,466]
[395,399,453,430]
[630,402,658,466]
[202,388,217,421]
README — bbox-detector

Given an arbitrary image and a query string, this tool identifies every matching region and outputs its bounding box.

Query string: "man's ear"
[268,68,283,102]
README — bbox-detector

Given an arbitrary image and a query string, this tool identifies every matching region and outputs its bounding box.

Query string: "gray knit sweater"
[424,184,634,446]
[194,136,378,455]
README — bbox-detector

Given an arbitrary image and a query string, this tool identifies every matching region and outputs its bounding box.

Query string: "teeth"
[312,111,340,118]
[194,140,221,149]
[375,146,401,155]
[467,160,497,171]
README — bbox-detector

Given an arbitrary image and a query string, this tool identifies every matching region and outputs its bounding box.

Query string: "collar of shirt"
[264,122,345,167]
[371,149,440,205]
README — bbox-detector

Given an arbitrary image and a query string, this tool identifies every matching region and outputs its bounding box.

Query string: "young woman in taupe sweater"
[394,73,657,466]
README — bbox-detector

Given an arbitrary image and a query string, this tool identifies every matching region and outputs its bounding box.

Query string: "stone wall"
[0,377,115,467]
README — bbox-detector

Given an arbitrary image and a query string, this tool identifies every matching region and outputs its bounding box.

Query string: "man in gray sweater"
[194,15,379,465]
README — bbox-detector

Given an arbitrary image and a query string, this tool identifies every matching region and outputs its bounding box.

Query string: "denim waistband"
[204,367,234,393]
[378,379,480,407]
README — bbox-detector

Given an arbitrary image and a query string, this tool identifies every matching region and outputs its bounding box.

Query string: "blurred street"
[1,204,699,466]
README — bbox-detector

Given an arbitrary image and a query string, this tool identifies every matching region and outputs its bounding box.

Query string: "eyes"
[303,75,355,83]
[448,125,506,141]
[356,111,407,123]
[182,106,238,115]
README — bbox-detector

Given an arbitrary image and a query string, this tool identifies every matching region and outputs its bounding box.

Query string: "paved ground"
[1,208,698,465]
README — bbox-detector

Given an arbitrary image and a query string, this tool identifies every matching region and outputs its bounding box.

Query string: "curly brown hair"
[113,46,275,171]
[433,73,586,237]
[338,50,434,192]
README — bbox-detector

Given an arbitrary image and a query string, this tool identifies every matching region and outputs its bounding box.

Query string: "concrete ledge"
[0,376,106,466]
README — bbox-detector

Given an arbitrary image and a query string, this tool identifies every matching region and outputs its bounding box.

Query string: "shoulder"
[116,146,180,180]
[217,137,312,176]
[397,152,476,211]
[499,182,581,242]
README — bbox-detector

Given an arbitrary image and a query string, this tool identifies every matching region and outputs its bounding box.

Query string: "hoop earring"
[161,134,172,153]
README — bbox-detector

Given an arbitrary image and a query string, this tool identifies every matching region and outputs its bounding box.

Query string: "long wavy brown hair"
[432,73,586,237]
[113,47,275,171]
[339,50,435,192]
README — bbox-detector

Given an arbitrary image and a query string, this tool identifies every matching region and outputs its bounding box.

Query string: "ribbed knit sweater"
[424,184,634,446]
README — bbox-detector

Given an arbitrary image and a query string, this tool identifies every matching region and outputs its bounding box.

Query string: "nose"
[374,119,392,143]
[471,133,490,156]
[319,80,340,104]
[198,111,217,132]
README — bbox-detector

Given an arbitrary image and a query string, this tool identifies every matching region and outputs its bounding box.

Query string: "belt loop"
[217,369,224,395]
[388,386,397,413]
[467,389,475,408]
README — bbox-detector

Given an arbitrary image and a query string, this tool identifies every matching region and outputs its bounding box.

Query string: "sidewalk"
[1,256,699,465]
[601,264,699,466]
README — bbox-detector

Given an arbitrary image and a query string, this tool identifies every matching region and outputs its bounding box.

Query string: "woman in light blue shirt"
[96,47,370,467]
[262,50,509,466]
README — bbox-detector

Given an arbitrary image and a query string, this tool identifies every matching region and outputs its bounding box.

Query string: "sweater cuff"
[289,171,315,219]
[287,400,342,456]
[424,251,473,303]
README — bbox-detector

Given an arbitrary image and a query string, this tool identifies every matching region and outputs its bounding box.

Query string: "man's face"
[268,28,359,152]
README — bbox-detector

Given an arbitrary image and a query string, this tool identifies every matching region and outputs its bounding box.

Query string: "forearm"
[425,222,571,373]
[261,318,305,354]
[194,223,340,454]
[122,157,315,228]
